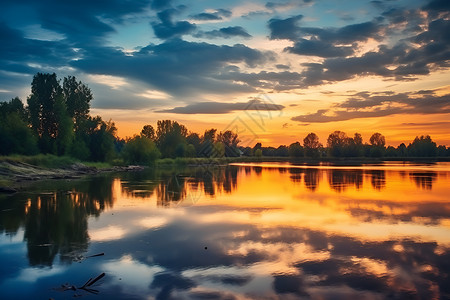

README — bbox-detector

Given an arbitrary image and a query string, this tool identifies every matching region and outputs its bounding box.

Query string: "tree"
[63,76,92,128]
[327,131,348,157]
[156,120,188,158]
[408,135,437,157]
[275,145,289,157]
[122,136,160,165]
[186,132,201,155]
[141,124,156,140]
[303,132,322,158]
[370,132,385,147]
[199,128,217,157]
[0,98,38,155]
[27,73,73,154]
[289,142,304,157]
[369,132,386,157]
[212,141,225,157]
[90,118,117,162]
[217,130,240,157]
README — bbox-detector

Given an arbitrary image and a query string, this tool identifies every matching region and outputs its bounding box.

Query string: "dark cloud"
[151,7,196,39]
[194,26,252,39]
[217,70,303,91]
[268,15,303,40]
[269,15,383,58]
[72,39,270,97]
[190,9,232,21]
[273,274,309,296]
[287,38,355,57]
[292,90,450,123]
[1,0,153,46]
[151,0,172,10]
[0,23,75,74]
[156,99,284,114]
[275,64,290,70]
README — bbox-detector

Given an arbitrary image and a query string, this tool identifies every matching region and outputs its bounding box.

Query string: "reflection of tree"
[328,170,363,192]
[410,172,437,190]
[120,169,159,199]
[156,173,188,206]
[369,170,385,190]
[304,168,320,191]
[152,166,240,206]
[24,193,89,266]
[289,168,303,183]
[253,166,262,176]
[0,175,115,266]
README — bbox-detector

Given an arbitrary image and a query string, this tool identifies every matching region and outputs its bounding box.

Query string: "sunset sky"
[1,0,449,146]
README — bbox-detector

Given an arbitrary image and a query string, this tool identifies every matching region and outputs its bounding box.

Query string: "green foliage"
[27,73,73,155]
[0,113,38,155]
[303,132,322,158]
[63,75,92,126]
[217,130,240,157]
[212,142,225,158]
[186,144,196,157]
[254,148,263,157]
[156,120,188,158]
[141,124,156,140]
[289,142,304,157]
[0,98,38,155]
[122,136,161,165]
[408,135,437,157]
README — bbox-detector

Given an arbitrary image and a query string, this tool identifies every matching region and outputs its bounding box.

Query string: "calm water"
[1,162,450,299]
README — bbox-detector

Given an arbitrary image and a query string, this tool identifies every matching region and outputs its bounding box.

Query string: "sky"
[0,0,449,147]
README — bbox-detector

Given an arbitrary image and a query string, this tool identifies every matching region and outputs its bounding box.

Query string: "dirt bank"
[0,161,145,193]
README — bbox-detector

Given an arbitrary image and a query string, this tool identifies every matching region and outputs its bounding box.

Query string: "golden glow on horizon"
[94,163,450,246]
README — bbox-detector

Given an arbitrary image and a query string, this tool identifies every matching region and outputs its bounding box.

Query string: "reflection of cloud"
[14,265,65,283]
[138,216,168,229]
[89,225,126,241]
[103,255,164,295]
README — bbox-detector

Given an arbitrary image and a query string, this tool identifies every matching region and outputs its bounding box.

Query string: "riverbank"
[2,154,448,193]
[0,156,144,193]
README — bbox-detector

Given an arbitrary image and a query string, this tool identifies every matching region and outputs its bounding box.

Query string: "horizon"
[1,0,449,147]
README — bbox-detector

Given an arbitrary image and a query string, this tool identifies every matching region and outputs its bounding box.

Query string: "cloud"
[151,7,196,39]
[269,15,383,58]
[194,26,252,39]
[190,9,232,21]
[287,38,355,58]
[268,15,303,40]
[71,39,271,97]
[291,90,450,123]
[156,99,285,114]
[264,4,450,84]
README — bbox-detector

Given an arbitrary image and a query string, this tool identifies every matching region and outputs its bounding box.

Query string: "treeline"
[1,73,450,165]
[259,131,450,159]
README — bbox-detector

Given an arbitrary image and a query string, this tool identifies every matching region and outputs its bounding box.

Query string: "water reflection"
[0,162,450,299]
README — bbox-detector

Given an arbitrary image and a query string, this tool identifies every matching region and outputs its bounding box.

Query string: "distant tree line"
[253,131,450,159]
[1,73,449,164]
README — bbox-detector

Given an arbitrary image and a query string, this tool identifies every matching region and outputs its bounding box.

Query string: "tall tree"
[303,132,322,158]
[369,132,386,157]
[217,130,240,157]
[0,97,38,155]
[63,76,92,128]
[141,124,156,140]
[156,120,188,158]
[27,73,73,154]
[327,131,348,157]
[199,128,217,157]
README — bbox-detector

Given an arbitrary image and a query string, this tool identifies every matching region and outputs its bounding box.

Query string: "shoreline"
[0,160,144,193]
[1,156,448,193]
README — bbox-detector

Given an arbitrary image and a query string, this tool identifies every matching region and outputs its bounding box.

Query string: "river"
[0,162,449,299]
